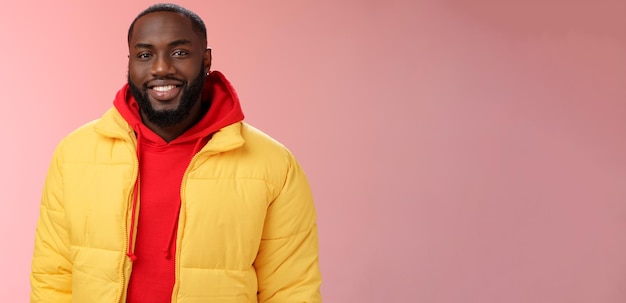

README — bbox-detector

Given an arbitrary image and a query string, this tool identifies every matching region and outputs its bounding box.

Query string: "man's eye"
[172,50,189,57]
[137,53,152,59]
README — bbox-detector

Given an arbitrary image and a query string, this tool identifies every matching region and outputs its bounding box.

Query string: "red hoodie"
[113,71,244,303]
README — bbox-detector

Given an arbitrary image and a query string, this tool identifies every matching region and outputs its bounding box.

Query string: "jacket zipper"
[170,148,216,302]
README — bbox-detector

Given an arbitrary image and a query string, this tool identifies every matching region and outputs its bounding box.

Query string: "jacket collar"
[93,108,245,154]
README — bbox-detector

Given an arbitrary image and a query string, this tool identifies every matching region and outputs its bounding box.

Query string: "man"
[30,3,321,303]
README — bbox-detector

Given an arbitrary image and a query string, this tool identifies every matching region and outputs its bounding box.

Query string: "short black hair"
[127,3,207,46]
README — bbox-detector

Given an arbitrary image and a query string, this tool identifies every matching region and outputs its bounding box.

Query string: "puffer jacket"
[30,107,322,302]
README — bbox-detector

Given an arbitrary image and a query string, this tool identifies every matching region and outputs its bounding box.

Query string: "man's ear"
[204,48,212,72]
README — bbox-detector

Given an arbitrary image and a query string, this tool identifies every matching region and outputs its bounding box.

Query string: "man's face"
[127,12,210,128]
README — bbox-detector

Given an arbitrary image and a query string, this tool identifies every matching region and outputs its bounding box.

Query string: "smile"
[148,85,182,101]
[152,85,177,92]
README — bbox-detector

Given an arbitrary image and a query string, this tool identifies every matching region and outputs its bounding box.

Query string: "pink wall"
[2,0,625,302]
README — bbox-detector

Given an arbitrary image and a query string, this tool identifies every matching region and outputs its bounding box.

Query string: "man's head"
[127,3,211,129]
[128,3,207,48]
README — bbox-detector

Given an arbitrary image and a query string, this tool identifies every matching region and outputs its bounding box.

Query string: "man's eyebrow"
[169,39,192,47]
[133,39,192,49]
[134,43,153,49]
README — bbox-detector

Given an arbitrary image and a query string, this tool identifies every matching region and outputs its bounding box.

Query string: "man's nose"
[151,56,175,76]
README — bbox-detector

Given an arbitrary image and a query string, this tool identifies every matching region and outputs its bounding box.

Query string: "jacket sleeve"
[255,154,322,303]
[30,146,72,303]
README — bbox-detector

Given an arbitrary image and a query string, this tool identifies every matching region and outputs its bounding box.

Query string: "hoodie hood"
[111,70,244,262]
[113,70,245,144]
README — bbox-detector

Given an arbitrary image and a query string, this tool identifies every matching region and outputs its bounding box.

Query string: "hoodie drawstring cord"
[162,137,207,259]
[162,202,181,259]
[126,181,139,262]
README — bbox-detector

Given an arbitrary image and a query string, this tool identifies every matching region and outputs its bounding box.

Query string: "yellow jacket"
[31,108,322,302]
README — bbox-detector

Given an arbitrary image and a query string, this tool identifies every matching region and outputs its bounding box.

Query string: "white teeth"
[152,85,175,92]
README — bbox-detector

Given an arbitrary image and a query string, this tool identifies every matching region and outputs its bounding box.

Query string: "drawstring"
[162,202,181,259]
[126,181,139,262]
[161,137,208,259]
[126,126,143,262]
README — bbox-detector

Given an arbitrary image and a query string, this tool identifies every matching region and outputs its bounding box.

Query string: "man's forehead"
[131,12,195,40]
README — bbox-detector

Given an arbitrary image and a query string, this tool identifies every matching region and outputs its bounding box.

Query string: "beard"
[128,67,206,128]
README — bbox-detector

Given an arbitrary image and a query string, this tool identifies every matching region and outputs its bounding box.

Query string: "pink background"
[2,0,625,302]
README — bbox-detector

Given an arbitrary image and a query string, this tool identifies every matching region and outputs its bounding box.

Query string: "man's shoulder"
[59,119,101,145]
[55,108,129,152]
[238,123,293,157]
[239,123,287,149]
